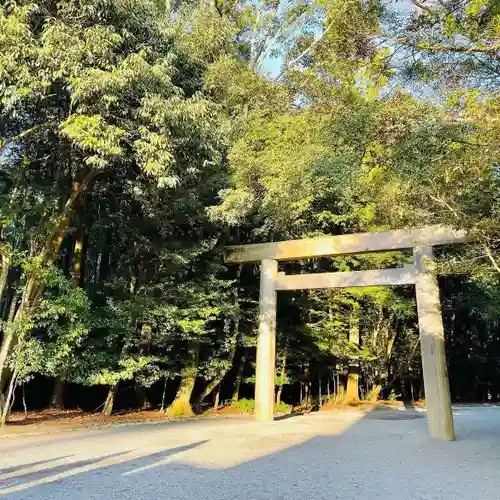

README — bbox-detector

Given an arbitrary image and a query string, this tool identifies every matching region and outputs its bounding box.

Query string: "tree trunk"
[50,375,66,409]
[275,351,287,405]
[160,376,168,412]
[276,386,282,405]
[346,304,360,404]
[368,315,396,402]
[200,376,224,403]
[367,383,383,402]
[135,382,150,410]
[98,229,112,284]
[0,293,22,400]
[213,385,220,410]
[0,255,10,304]
[102,383,118,416]
[346,371,360,403]
[303,364,310,405]
[318,376,322,406]
[232,349,246,403]
[167,371,197,418]
[22,383,27,418]
[335,377,346,403]
[0,366,18,426]
[71,229,84,286]
[167,342,200,418]
[134,320,152,411]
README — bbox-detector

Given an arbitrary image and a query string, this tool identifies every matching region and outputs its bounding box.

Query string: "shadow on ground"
[1,406,500,500]
[0,456,72,476]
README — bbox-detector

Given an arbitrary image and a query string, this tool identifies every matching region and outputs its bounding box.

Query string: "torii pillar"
[254,259,278,422]
[414,246,455,440]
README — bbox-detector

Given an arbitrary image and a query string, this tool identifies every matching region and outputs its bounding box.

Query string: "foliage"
[274,401,292,414]
[230,397,289,414]
[383,0,500,91]
[231,397,255,413]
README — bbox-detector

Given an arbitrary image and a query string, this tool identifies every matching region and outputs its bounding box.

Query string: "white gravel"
[1,405,500,499]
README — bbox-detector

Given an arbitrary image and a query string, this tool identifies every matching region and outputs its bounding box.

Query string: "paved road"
[1,405,499,499]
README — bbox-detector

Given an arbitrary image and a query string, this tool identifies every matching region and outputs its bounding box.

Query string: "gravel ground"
[1,405,499,499]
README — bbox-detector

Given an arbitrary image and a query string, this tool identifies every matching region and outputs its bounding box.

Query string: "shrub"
[230,399,292,414]
[387,390,401,401]
[274,401,292,414]
[231,398,255,413]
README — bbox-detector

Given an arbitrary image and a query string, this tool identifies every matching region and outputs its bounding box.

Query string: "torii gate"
[224,225,471,441]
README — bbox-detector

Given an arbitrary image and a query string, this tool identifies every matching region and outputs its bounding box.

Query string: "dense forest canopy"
[0,0,498,421]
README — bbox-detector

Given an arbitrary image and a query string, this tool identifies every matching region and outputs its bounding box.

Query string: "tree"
[0,0,227,413]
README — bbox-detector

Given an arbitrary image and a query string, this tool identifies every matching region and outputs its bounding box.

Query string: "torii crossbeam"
[224,225,471,441]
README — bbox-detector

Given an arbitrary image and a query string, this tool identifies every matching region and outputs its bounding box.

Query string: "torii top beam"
[224,225,470,264]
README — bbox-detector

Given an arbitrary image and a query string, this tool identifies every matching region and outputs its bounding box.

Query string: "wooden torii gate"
[224,225,470,441]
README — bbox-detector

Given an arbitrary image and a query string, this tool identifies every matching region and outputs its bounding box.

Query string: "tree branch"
[0,122,56,153]
[249,1,262,69]
[483,245,500,274]
[410,0,432,11]
[429,196,500,275]
[417,42,500,54]
[275,18,336,82]
[250,2,280,71]
[392,37,500,54]
[40,169,99,265]
[429,194,461,219]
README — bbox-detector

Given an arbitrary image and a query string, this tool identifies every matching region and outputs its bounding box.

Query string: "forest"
[0,0,498,424]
